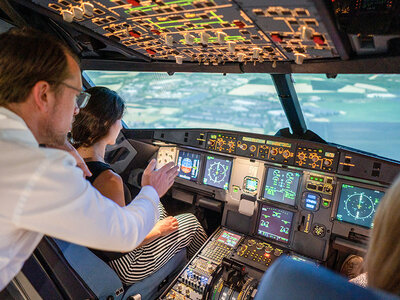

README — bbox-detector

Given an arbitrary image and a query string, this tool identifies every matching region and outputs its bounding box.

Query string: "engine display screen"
[216,230,242,248]
[263,168,301,206]
[177,150,201,182]
[203,156,233,190]
[257,204,294,244]
[336,184,385,228]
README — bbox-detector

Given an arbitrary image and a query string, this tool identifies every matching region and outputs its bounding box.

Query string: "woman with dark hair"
[71,86,207,284]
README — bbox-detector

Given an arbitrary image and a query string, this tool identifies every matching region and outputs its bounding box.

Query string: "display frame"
[201,154,234,191]
[254,201,296,246]
[331,180,387,238]
[176,149,203,183]
[260,165,303,208]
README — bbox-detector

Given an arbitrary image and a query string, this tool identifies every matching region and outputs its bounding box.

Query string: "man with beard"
[0,27,178,291]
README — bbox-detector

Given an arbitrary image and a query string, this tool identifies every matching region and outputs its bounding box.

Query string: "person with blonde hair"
[365,175,400,294]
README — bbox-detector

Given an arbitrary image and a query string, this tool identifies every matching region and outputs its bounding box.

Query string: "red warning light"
[313,35,325,45]
[146,49,156,55]
[264,253,270,258]
[151,29,161,35]
[129,30,141,38]
[271,34,283,43]
[127,0,140,6]
[233,20,246,28]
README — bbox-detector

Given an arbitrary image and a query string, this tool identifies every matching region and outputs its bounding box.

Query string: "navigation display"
[177,150,201,182]
[216,230,242,248]
[263,168,301,206]
[336,184,385,228]
[257,204,294,244]
[203,156,233,190]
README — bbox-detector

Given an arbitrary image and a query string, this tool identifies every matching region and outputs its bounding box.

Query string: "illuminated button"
[233,20,246,28]
[247,239,256,247]
[274,249,283,256]
[313,35,325,45]
[322,200,331,208]
[256,242,265,250]
[271,34,283,43]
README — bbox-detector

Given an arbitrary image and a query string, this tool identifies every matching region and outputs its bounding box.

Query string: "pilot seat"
[54,239,187,300]
[254,256,400,300]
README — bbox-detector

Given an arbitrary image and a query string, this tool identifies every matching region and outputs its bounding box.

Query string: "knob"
[217,32,227,43]
[61,10,74,23]
[184,33,195,45]
[165,35,174,47]
[175,55,184,64]
[256,242,264,250]
[227,41,236,53]
[283,150,290,158]
[271,148,278,156]
[294,53,306,65]
[237,53,245,62]
[298,152,306,160]
[247,239,256,246]
[250,145,256,152]
[324,159,332,166]
[72,6,84,19]
[300,26,314,40]
[82,2,94,16]
[252,47,262,59]
[200,32,210,44]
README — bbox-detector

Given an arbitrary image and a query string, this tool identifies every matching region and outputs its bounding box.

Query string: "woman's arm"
[92,170,125,207]
[137,216,179,247]
[93,170,178,247]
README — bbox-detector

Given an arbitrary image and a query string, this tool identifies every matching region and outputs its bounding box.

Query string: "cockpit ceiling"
[31,0,342,65]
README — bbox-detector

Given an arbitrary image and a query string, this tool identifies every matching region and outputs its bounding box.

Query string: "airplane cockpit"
[1,0,400,299]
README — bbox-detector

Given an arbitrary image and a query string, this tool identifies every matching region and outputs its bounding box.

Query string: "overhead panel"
[32,0,340,65]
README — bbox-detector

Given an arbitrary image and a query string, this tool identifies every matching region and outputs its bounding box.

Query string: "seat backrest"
[254,256,400,300]
[54,239,124,300]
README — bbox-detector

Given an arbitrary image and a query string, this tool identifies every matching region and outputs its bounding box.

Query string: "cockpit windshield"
[84,71,400,161]
[84,71,288,135]
[293,74,400,161]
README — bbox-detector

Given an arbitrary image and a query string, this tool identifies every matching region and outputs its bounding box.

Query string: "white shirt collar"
[0,106,39,147]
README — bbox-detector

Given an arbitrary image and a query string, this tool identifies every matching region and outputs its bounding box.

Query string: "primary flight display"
[177,150,201,182]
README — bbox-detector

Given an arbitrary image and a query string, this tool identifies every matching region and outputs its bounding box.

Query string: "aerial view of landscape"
[85,71,400,161]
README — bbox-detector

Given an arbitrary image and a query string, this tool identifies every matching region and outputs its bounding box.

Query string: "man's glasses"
[50,81,91,108]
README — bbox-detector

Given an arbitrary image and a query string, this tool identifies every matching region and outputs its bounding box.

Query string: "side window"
[0,18,14,34]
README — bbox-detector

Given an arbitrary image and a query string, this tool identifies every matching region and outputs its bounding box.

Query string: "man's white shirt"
[0,107,160,291]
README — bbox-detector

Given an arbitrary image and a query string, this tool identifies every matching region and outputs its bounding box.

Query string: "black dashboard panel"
[123,128,400,257]
[122,128,400,300]
[127,128,400,185]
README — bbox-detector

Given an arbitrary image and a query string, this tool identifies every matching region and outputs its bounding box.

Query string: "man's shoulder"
[0,138,76,174]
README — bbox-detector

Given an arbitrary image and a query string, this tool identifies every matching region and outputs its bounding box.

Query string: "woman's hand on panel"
[154,216,179,237]
[142,159,179,197]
